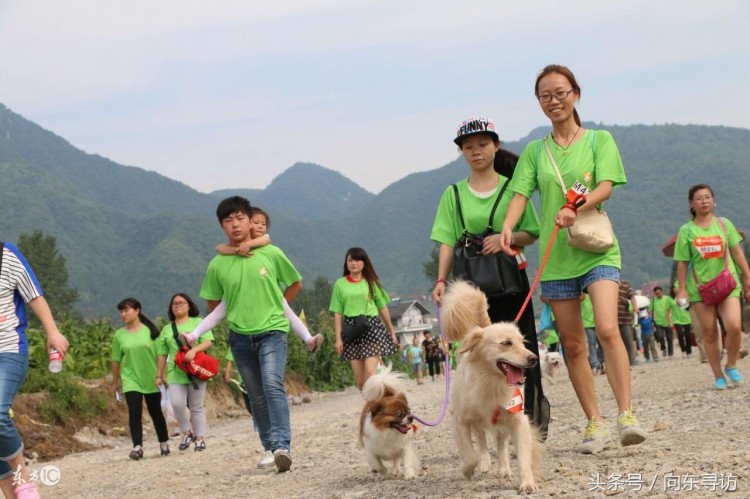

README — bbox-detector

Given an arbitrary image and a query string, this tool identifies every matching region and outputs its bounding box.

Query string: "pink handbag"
[692,217,737,306]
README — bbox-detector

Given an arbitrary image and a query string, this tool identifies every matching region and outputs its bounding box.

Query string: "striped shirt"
[0,243,43,354]
[617,281,635,325]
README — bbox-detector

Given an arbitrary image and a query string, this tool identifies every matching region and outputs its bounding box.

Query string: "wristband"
[435,278,448,286]
[562,202,578,213]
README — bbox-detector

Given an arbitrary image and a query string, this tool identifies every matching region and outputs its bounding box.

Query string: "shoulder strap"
[544,138,567,196]
[0,243,4,276]
[691,217,731,284]
[453,177,511,234]
[451,184,468,235]
[487,177,511,231]
[171,321,198,387]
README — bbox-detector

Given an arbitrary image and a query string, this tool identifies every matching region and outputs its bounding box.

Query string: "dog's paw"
[403,468,418,480]
[461,462,477,479]
[477,453,491,473]
[518,480,537,494]
[498,466,514,481]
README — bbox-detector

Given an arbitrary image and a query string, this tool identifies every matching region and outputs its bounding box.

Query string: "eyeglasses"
[172,301,188,306]
[538,89,575,103]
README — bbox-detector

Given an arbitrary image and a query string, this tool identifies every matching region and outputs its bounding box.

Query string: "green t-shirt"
[329,277,390,317]
[669,299,691,325]
[200,245,301,334]
[156,317,215,385]
[649,296,674,327]
[430,174,540,249]
[673,217,743,302]
[225,349,234,362]
[111,325,159,394]
[544,329,559,346]
[581,294,595,329]
[510,130,627,281]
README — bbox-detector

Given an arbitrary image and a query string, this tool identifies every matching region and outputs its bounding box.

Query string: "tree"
[422,244,440,284]
[289,276,333,333]
[17,231,80,320]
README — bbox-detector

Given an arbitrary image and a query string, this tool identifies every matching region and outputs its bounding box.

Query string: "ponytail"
[117,297,159,340]
[139,313,160,341]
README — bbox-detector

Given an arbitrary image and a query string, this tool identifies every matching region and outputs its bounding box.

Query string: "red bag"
[171,323,219,384]
[692,217,737,306]
[174,349,219,381]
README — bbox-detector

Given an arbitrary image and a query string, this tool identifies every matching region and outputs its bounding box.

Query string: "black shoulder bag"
[451,179,523,298]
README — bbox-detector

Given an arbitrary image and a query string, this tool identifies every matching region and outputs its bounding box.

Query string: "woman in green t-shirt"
[329,247,399,391]
[156,293,214,452]
[674,184,750,389]
[112,297,170,460]
[430,116,549,438]
[669,281,693,358]
[500,65,645,454]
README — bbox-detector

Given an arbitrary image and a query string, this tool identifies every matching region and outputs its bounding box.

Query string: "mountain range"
[1,102,748,317]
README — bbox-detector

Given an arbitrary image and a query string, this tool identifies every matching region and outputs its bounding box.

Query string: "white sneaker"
[257,450,274,468]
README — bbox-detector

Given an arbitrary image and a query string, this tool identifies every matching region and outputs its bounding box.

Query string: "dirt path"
[36,355,748,498]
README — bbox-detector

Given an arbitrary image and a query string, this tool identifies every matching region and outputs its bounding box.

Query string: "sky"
[1,1,748,194]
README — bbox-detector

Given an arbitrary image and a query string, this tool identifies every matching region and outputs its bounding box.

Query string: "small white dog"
[359,364,420,479]
[540,351,562,386]
[442,281,544,494]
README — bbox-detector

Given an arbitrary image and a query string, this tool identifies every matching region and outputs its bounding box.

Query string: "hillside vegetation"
[1,102,749,316]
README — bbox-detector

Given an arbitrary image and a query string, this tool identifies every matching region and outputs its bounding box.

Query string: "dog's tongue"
[503,362,525,386]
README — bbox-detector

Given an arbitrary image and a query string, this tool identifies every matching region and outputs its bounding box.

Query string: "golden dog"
[442,281,544,494]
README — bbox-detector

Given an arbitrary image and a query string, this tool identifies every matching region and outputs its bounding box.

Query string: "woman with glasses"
[500,64,646,455]
[156,293,214,451]
[674,184,750,389]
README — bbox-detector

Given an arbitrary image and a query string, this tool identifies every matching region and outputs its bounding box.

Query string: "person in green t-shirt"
[581,293,604,374]
[330,247,399,391]
[674,184,750,390]
[111,297,170,460]
[499,64,645,454]
[669,281,693,358]
[200,196,301,472]
[649,286,674,357]
[155,293,214,452]
[430,115,549,439]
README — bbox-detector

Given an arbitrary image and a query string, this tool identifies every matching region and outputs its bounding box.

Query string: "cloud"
[0,1,748,193]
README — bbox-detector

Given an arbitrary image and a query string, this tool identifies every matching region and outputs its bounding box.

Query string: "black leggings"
[487,270,549,438]
[674,324,693,355]
[124,391,169,447]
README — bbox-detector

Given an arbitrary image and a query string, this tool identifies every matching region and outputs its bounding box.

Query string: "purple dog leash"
[410,303,451,427]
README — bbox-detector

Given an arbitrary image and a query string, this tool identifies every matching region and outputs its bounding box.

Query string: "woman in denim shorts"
[500,64,646,455]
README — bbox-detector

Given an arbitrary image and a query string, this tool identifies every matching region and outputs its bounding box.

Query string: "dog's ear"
[369,401,383,418]
[459,328,483,356]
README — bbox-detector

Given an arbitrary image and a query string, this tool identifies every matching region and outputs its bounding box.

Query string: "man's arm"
[284,281,303,303]
[206,300,220,313]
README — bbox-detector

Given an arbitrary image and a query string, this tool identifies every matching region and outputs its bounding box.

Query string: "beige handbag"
[544,137,614,254]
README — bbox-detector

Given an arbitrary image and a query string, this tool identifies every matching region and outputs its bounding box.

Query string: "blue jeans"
[0,354,28,479]
[229,330,290,453]
[584,328,599,369]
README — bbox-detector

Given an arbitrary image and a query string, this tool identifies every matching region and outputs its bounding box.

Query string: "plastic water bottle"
[678,297,689,309]
[48,348,63,373]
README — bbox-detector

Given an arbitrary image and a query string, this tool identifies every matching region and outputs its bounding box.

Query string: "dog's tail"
[361,363,408,401]
[440,280,491,342]
[530,424,546,480]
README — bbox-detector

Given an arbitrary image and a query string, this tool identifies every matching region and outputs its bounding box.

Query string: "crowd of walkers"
[1,63,747,499]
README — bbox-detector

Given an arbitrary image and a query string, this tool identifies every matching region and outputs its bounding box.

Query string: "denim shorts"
[541,265,620,300]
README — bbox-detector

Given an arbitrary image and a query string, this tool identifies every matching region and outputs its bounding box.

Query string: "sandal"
[194,440,206,452]
[179,432,196,451]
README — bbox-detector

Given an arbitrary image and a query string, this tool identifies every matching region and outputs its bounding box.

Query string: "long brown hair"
[342,247,382,300]
[535,64,582,126]
[688,184,714,219]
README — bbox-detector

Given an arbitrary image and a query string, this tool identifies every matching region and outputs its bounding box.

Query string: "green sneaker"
[617,407,646,446]
[575,419,612,454]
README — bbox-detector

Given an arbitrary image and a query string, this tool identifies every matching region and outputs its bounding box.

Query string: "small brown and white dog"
[540,351,562,386]
[359,364,420,479]
[442,281,544,494]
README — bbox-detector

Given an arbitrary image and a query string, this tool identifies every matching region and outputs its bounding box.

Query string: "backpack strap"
[171,322,198,389]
